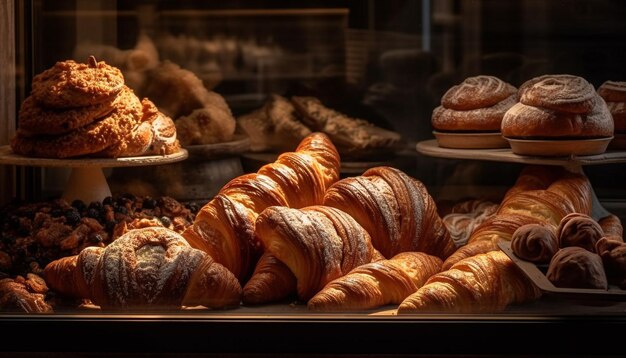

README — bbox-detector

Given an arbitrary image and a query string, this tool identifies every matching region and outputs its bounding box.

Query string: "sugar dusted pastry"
[44,226,242,310]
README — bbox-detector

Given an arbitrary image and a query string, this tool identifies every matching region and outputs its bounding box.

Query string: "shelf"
[416,139,626,168]
[1,309,625,354]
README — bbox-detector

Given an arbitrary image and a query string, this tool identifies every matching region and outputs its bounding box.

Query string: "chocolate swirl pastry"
[557,213,604,252]
[511,224,558,264]
[596,236,626,289]
[546,246,608,289]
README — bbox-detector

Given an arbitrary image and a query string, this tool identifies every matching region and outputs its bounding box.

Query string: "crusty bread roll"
[502,74,614,139]
[431,75,517,132]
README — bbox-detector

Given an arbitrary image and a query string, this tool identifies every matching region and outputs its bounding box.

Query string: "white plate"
[432,131,509,149]
[506,137,613,157]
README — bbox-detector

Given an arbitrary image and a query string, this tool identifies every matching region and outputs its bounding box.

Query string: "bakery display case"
[3,1,626,356]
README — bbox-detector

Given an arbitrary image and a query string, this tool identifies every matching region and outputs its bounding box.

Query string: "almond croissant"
[323,166,456,260]
[308,252,442,312]
[182,132,340,281]
[255,205,381,301]
[397,250,540,314]
[44,226,242,310]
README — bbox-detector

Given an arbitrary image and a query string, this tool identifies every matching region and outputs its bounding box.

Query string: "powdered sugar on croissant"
[44,226,241,310]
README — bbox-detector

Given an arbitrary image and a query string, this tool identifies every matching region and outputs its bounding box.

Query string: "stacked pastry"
[597,80,626,149]
[10,56,180,158]
[431,75,517,147]
[501,74,613,142]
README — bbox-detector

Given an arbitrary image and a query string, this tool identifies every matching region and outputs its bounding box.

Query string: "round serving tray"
[506,137,613,157]
[0,145,188,203]
[416,139,626,167]
[432,131,509,149]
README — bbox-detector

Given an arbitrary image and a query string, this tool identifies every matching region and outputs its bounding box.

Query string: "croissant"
[242,252,296,305]
[255,205,380,301]
[443,166,592,269]
[323,166,456,260]
[442,214,546,270]
[182,132,340,280]
[308,252,442,312]
[501,165,564,201]
[44,226,242,310]
[397,250,541,313]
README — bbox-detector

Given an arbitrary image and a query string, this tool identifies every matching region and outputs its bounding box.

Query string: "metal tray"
[498,240,626,301]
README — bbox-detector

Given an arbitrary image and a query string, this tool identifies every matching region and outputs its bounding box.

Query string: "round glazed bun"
[501,74,614,139]
[431,75,517,132]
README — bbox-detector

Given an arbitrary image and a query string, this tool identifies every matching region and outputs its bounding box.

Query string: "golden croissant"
[242,251,296,305]
[323,166,456,260]
[182,132,341,281]
[308,252,442,311]
[44,226,242,310]
[255,205,381,301]
[397,250,541,314]
[443,165,593,269]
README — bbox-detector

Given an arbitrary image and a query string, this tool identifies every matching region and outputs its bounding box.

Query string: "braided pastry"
[44,226,241,310]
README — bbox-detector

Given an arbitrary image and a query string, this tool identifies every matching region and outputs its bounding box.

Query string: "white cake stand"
[0,145,188,203]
